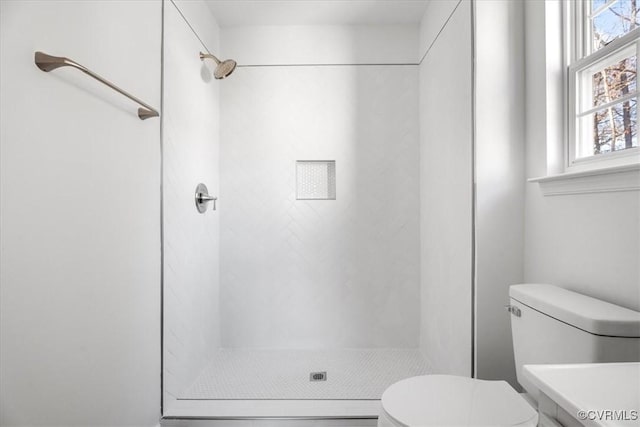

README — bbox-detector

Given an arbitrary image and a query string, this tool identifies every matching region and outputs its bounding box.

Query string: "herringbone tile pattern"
[163,4,221,404]
[219,65,420,348]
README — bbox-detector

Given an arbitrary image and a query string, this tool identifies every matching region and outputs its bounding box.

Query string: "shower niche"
[296,160,336,200]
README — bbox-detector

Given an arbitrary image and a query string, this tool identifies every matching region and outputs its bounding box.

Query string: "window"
[568,0,640,170]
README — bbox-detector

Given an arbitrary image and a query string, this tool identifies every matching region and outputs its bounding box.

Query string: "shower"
[163,0,426,420]
[199,51,236,79]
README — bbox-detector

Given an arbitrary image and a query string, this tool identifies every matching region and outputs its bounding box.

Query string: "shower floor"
[181,348,430,400]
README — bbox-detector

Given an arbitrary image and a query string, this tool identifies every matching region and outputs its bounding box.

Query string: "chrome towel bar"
[34,51,159,120]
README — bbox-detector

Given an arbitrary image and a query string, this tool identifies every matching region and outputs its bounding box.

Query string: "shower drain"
[310,371,327,381]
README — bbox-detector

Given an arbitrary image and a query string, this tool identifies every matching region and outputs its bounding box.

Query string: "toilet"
[379,284,640,427]
[378,374,538,427]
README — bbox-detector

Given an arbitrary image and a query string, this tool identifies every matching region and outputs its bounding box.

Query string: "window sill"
[528,163,640,196]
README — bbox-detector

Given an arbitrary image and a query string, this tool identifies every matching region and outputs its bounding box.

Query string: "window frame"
[566,0,640,172]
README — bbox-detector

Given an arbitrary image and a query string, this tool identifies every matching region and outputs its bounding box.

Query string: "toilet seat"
[379,375,538,427]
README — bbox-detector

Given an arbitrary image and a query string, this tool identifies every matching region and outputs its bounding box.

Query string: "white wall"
[162,0,221,409]
[0,1,161,425]
[221,25,418,65]
[523,1,640,312]
[418,0,473,376]
[417,0,459,60]
[218,27,420,349]
[474,0,525,387]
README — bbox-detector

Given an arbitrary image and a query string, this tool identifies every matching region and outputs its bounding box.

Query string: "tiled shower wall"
[219,65,420,348]
[162,0,221,408]
[418,0,473,376]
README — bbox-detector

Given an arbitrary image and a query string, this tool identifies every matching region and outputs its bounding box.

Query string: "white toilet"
[379,284,640,427]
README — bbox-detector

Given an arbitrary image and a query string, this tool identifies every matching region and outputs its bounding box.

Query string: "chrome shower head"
[199,52,237,79]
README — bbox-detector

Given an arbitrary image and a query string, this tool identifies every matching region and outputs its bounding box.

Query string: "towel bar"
[34,51,159,120]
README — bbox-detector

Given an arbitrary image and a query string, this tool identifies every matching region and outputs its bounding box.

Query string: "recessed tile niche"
[296,160,336,200]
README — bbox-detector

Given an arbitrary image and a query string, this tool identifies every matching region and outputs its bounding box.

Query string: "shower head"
[199,52,237,79]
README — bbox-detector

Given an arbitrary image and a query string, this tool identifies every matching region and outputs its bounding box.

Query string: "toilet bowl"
[378,375,538,427]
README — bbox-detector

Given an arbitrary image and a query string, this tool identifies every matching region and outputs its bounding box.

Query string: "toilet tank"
[509,284,640,399]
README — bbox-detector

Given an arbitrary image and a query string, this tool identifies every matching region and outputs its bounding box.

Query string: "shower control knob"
[195,183,217,213]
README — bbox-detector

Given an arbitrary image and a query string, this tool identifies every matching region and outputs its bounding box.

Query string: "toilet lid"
[381,375,538,427]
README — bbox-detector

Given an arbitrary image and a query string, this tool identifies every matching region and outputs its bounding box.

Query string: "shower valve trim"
[195,183,217,213]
